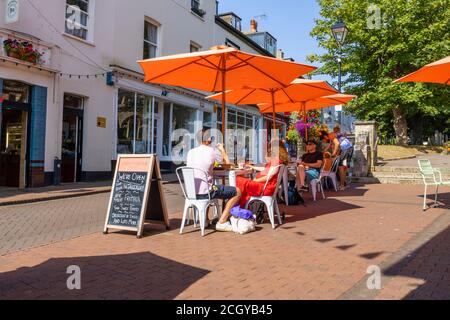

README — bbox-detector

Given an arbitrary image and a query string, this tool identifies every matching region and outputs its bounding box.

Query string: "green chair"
[418,159,450,211]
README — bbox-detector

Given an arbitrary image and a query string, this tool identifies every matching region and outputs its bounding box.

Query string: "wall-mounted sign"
[97,117,107,128]
[5,0,19,24]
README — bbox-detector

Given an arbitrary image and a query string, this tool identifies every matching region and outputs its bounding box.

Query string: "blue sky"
[218,0,330,80]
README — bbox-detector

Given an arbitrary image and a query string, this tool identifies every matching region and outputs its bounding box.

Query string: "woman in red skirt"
[236,140,289,208]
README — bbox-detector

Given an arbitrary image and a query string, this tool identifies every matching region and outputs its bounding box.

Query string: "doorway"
[0,80,31,188]
[0,108,29,188]
[61,94,84,183]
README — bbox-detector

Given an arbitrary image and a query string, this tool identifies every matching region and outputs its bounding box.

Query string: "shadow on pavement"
[383,225,450,300]
[0,252,210,300]
[419,192,450,210]
[280,198,362,223]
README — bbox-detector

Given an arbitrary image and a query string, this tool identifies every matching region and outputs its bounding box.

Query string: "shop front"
[0,78,47,188]
[115,84,207,171]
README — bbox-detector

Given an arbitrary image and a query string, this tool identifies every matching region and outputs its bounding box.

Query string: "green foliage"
[309,0,450,140]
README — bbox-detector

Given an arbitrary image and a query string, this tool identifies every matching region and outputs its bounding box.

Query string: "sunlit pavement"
[0,183,448,300]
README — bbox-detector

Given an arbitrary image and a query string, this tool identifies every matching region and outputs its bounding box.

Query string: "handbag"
[230,216,256,235]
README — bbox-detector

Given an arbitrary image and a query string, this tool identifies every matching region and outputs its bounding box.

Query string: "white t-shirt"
[186,144,216,195]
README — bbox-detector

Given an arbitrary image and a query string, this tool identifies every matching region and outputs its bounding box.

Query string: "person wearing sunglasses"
[296,140,324,192]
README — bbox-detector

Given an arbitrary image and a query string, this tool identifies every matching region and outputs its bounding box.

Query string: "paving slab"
[0,183,448,300]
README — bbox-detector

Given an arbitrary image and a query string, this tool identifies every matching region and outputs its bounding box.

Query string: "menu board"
[107,171,148,229]
[103,155,169,238]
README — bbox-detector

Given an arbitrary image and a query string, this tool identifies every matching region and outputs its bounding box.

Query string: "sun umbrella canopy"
[205,79,337,105]
[257,94,357,113]
[138,46,316,92]
[394,56,450,85]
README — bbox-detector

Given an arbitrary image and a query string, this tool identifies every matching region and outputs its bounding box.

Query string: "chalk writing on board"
[107,171,148,228]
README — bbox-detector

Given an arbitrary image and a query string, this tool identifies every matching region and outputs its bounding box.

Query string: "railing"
[0,28,58,71]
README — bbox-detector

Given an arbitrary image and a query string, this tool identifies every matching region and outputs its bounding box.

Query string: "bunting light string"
[58,72,108,79]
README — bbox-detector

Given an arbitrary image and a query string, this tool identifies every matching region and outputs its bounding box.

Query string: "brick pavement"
[0,183,185,256]
[0,174,179,206]
[0,182,112,206]
[0,183,448,300]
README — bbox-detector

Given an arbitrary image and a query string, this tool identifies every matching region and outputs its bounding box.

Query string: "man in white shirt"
[186,130,241,232]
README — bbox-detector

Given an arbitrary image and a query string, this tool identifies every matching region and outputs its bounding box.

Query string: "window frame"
[143,18,161,59]
[190,41,201,53]
[65,0,95,42]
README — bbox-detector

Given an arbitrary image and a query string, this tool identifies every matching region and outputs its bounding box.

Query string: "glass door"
[0,108,28,188]
[61,95,84,183]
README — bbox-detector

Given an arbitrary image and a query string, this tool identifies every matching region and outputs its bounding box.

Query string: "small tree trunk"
[393,105,409,145]
[411,114,423,145]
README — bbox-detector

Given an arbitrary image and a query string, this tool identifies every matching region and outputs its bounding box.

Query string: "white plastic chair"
[176,167,220,237]
[245,164,285,229]
[418,159,450,211]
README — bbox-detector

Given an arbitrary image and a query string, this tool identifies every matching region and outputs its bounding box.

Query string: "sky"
[218,0,331,81]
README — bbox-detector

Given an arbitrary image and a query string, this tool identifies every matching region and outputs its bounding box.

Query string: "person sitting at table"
[186,129,241,232]
[296,140,324,192]
[236,140,289,208]
[321,131,352,190]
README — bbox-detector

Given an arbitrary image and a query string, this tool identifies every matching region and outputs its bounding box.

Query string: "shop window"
[2,80,30,103]
[117,89,158,155]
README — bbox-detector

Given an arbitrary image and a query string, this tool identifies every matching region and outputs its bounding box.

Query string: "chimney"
[250,19,258,33]
[276,49,284,60]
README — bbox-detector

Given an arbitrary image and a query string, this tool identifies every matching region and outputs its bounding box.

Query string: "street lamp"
[331,20,349,126]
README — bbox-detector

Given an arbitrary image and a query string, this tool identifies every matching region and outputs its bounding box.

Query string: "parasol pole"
[302,101,308,142]
[221,58,226,142]
[271,90,277,137]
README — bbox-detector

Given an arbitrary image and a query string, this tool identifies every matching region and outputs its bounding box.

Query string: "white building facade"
[0,0,286,188]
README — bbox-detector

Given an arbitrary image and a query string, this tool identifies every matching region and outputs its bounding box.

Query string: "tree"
[309,0,450,145]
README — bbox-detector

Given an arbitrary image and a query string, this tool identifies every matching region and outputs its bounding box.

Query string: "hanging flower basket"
[3,39,42,64]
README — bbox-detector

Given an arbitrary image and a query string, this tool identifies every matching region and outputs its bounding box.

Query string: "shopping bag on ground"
[230,216,256,235]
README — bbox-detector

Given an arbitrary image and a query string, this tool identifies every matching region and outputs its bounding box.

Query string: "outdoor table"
[213,168,254,187]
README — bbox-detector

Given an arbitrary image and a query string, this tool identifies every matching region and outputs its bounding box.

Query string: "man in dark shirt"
[296,140,324,192]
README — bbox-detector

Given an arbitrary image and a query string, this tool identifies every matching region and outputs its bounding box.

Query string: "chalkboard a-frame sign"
[103,155,170,238]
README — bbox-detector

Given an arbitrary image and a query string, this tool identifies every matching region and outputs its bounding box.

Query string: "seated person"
[236,140,289,208]
[296,140,324,192]
[186,129,241,232]
[321,131,352,190]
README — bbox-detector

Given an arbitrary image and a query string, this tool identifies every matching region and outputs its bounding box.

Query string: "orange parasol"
[394,56,450,85]
[138,46,316,136]
[258,94,357,141]
[206,79,337,130]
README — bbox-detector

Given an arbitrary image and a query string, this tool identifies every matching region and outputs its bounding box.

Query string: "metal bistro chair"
[245,164,285,229]
[418,159,450,211]
[176,167,220,237]
[321,156,340,192]
[309,168,327,202]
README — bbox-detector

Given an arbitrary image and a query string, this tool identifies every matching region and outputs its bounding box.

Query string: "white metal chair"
[245,164,285,229]
[310,169,326,202]
[176,167,220,237]
[321,157,339,192]
[418,159,450,211]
